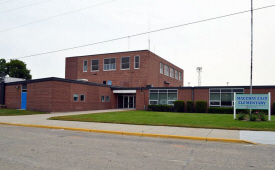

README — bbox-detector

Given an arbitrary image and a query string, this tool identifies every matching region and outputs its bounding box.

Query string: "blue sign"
[235,94,269,110]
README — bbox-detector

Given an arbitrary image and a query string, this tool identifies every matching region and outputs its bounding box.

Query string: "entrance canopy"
[113,90,136,94]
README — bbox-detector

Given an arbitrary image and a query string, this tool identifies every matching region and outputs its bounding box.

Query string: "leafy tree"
[2,59,32,80]
[0,59,7,77]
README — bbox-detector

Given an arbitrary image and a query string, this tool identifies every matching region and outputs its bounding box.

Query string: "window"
[80,94,85,101]
[175,70,178,80]
[73,94,78,101]
[104,58,116,71]
[160,63,163,74]
[22,84,27,92]
[83,60,87,72]
[121,57,130,70]
[170,68,174,78]
[209,88,244,107]
[134,56,140,69]
[149,89,177,105]
[179,72,182,81]
[106,96,110,102]
[107,81,112,85]
[91,60,99,71]
[101,96,105,102]
[103,81,106,84]
[164,65,169,76]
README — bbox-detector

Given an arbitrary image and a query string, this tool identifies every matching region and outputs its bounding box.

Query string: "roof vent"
[164,81,170,84]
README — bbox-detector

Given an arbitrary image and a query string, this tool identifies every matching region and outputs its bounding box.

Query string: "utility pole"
[250,0,253,94]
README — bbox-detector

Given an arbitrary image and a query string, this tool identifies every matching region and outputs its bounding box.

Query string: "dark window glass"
[80,95,85,101]
[168,90,177,93]
[103,81,106,84]
[121,57,130,69]
[233,89,244,92]
[150,90,158,93]
[159,90,167,93]
[106,96,110,102]
[91,60,99,71]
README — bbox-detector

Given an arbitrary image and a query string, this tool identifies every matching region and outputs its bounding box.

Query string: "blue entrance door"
[21,92,27,109]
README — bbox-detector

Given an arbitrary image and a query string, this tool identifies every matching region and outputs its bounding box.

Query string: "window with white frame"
[160,63,163,74]
[134,56,139,69]
[91,60,99,71]
[106,96,110,102]
[179,72,182,81]
[83,60,87,72]
[121,57,130,70]
[73,94,79,101]
[149,89,177,105]
[175,70,178,80]
[101,96,105,102]
[209,88,244,107]
[104,58,116,71]
[164,65,169,76]
[170,68,174,78]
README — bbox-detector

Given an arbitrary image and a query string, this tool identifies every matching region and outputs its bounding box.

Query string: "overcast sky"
[1,0,274,87]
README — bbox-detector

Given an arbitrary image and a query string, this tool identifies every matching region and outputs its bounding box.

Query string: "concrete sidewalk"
[0,109,274,145]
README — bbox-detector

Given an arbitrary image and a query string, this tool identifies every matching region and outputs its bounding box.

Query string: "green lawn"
[0,109,47,116]
[49,111,275,131]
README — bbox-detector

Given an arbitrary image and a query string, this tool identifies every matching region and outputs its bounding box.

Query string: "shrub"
[186,100,194,113]
[195,100,207,113]
[257,112,268,121]
[249,114,257,121]
[147,105,175,112]
[208,107,233,114]
[237,113,247,120]
[174,100,185,112]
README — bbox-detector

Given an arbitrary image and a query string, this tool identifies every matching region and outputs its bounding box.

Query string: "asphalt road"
[0,125,275,170]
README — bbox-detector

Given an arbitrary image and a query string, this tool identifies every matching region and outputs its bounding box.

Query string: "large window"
[149,89,177,105]
[121,57,130,70]
[83,60,87,72]
[170,68,174,78]
[179,72,182,81]
[164,65,169,76]
[91,60,99,71]
[104,58,116,71]
[175,70,178,80]
[134,56,140,69]
[160,63,163,74]
[209,88,244,107]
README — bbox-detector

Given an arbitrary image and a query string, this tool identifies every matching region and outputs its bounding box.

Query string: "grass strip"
[49,110,275,131]
[0,109,47,116]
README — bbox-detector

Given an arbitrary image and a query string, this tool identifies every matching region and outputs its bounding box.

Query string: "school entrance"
[113,90,136,109]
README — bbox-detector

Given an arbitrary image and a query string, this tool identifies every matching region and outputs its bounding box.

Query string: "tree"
[1,59,32,80]
[0,59,7,77]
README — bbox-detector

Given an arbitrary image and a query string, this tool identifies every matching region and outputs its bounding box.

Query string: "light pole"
[250,0,253,94]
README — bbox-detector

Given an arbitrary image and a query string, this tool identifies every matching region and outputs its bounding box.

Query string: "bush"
[208,107,233,114]
[237,113,247,120]
[257,112,268,121]
[186,100,194,113]
[195,100,207,113]
[174,100,185,112]
[147,105,175,112]
[249,114,257,121]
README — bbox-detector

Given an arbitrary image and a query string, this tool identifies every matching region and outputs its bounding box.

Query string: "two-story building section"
[65,50,183,88]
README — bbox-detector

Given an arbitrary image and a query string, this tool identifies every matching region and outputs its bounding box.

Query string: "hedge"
[147,105,175,112]
[195,100,207,113]
[174,100,185,112]
[186,100,194,113]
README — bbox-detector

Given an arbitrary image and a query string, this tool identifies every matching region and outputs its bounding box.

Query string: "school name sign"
[235,94,269,110]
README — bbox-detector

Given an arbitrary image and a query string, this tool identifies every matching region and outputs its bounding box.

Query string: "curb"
[0,122,257,145]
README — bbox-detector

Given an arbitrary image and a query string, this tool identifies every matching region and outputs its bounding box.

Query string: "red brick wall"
[136,89,149,110]
[65,57,78,80]
[65,50,184,87]
[51,81,113,112]
[27,81,54,112]
[178,89,192,101]
[148,52,183,87]
[5,84,21,109]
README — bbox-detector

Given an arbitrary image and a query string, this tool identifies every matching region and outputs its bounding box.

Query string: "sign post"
[234,93,271,121]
